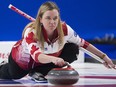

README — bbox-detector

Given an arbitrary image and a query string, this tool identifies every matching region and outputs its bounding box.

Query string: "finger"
[58,61,65,66]
[112,65,116,69]
[108,62,116,69]
[103,62,111,69]
[54,59,63,66]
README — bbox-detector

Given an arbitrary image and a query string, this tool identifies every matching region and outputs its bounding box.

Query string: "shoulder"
[23,27,35,38]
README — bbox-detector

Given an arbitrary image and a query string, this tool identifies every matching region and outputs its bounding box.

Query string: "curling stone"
[46,62,79,85]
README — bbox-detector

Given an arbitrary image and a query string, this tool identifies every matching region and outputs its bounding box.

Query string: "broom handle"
[79,47,104,63]
[8,4,35,21]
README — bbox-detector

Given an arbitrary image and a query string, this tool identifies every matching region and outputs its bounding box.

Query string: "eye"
[45,16,51,20]
[53,16,58,20]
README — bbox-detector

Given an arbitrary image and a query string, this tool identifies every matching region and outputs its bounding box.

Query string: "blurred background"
[0,0,116,61]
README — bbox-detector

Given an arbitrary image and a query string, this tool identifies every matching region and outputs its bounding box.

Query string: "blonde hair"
[22,22,34,38]
[23,1,64,50]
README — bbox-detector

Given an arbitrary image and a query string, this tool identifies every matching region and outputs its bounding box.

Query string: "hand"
[103,56,116,69]
[51,58,65,67]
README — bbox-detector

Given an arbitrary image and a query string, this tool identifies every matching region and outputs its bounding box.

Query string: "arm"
[38,54,65,66]
[84,42,116,69]
[65,24,115,69]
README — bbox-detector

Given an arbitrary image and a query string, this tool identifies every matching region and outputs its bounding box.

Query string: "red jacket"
[11,23,84,70]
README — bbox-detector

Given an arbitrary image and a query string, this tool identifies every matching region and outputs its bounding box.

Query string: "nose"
[50,19,55,24]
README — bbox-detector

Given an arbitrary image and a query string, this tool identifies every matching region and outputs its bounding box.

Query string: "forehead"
[43,9,59,17]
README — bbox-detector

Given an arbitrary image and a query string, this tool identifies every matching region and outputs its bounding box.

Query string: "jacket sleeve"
[66,24,85,47]
[23,28,42,63]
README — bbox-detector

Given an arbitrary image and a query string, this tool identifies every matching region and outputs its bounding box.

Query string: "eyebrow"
[45,16,58,18]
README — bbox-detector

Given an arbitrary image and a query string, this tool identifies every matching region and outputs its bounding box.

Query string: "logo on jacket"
[74,31,77,37]
[44,48,48,51]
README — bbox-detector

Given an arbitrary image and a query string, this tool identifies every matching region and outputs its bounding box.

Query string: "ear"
[39,17,42,23]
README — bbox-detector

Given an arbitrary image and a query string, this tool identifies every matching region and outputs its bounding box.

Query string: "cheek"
[42,20,48,26]
[42,22,49,29]
[56,20,59,25]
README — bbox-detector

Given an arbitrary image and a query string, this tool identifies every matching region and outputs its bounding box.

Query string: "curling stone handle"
[64,62,73,69]
[65,62,71,67]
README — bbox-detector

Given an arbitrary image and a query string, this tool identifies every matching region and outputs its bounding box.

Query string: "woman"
[0,1,115,82]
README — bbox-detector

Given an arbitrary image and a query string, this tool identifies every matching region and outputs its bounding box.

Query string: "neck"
[46,30,54,40]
